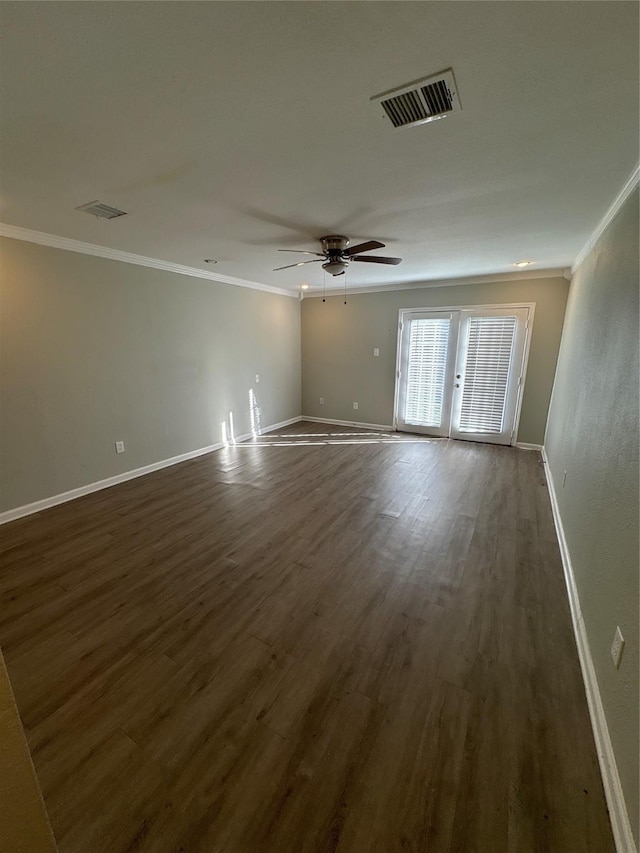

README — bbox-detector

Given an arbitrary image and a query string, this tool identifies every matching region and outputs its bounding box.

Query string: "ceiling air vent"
[372,69,460,129]
[75,200,127,219]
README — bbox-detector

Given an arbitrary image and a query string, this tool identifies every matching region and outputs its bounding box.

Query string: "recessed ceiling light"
[514,260,534,267]
[300,283,310,290]
[203,258,218,264]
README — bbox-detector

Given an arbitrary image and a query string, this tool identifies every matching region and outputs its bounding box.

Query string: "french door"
[395,306,530,445]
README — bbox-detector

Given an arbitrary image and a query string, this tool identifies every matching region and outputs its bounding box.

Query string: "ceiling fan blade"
[277,249,325,256]
[351,255,402,265]
[344,240,385,256]
[273,259,323,271]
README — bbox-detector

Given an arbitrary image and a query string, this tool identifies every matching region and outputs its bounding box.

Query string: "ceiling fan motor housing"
[320,235,350,255]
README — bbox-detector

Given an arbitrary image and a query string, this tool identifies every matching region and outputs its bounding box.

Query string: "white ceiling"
[1,1,638,293]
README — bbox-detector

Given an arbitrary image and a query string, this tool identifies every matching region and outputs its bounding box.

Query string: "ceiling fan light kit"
[323,260,349,276]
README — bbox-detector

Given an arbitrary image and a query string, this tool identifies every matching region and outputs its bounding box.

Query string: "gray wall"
[545,188,639,845]
[301,276,569,445]
[0,238,301,512]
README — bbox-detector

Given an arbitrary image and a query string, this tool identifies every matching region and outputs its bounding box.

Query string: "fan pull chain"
[344,267,348,305]
[323,269,326,303]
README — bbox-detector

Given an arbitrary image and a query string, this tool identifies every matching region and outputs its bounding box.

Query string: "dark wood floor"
[0,422,614,852]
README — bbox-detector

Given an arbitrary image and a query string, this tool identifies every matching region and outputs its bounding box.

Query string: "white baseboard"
[541,448,637,853]
[232,416,302,446]
[0,416,302,526]
[515,441,543,451]
[258,416,302,433]
[301,415,394,431]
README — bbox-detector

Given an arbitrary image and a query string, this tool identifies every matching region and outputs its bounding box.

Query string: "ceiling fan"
[273,235,402,276]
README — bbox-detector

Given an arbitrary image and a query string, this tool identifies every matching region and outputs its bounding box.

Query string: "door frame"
[392,302,536,445]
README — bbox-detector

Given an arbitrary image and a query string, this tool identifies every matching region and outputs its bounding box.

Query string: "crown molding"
[302,267,567,298]
[572,163,640,275]
[0,223,298,299]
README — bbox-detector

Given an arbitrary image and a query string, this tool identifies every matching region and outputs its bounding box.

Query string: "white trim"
[303,268,566,298]
[392,312,404,431]
[515,442,543,451]
[572,163,640,274]
[509,303,535,446]
[1,223,570,301]
[301,416,394,431]
[232,416,302,446]
[541,448,637,853]
[0,416,302,525]
[0,223,298,299]
[0,444,223,525]
[259,416,302,432]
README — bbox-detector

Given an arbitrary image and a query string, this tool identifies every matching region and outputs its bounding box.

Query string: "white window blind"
[404,318,450,427]
[459,315,517,433]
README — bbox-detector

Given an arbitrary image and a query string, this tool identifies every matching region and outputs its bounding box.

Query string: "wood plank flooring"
[0,423,614,852]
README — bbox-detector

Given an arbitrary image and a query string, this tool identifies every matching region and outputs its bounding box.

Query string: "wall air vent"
[372,69,460,129]
[75,201,127,219]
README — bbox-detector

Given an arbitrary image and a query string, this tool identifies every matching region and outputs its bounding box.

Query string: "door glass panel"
[404,318,450,427]
[458,315,517,434]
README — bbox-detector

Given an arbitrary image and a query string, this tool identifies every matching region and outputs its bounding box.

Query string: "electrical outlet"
[255,374,260,383]
[115,441,125,454]
[562,470,567,487]
[373,347,380,357]
[319,397,324,405]
[353,402,359,410]
[611,627,625,668]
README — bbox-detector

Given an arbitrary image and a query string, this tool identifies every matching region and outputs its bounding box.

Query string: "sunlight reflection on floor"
[237,428,439,447]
